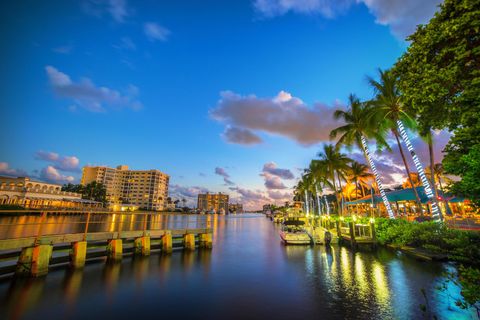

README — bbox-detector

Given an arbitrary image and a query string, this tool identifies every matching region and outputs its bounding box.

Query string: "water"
[0,214,473,319]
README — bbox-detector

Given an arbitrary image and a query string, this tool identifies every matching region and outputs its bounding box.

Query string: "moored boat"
[279,219,311,245]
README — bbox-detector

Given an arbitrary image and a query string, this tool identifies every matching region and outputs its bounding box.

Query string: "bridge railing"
[0,211,211,240]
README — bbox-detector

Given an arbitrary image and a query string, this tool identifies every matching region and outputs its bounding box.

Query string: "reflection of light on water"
[64,270,83,305]
[305,249,314,273]
[340,247,352,285]
[372,261,390,304]
[354,254,368,298]
[109,214,117,232]
[388,260,410,318]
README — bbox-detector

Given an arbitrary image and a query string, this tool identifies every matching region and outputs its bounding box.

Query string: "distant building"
[0,176,102,209]
[81,165,169,211]
[197,192,229,214]
[228,203,243,213]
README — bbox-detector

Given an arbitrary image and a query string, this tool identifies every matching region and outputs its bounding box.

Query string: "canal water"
[0,214,473,319]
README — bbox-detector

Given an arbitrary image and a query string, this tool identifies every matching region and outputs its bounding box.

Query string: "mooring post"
[16,244,53,277]
[83,212,91,241]
[134,235,151,256]
[107,239,123,261]
[184,233,195,251]
[162,231,172,254]
[199,233,213,249]
[336,220,341,238]
[70,241,87,268]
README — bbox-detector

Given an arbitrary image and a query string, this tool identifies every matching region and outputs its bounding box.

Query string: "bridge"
[0,210,213,277]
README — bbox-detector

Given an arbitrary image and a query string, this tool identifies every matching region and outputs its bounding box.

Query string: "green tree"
[330,94,394,217]
[316,144,352,215]
[348,161,374,198]
[393,0,480,205]
[367,69,424,212]
[82,181,107,205]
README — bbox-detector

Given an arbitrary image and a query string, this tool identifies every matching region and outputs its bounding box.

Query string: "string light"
[396,120,442,221]
[360,135,395,219]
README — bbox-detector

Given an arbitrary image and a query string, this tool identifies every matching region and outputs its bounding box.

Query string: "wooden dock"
[0,211,213,277]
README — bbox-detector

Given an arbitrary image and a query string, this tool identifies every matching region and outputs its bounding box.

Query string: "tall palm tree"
[330,94,396,218]
[348,161,374,198]
[317,144,352,215]
[367,69,424,212]
[309,160,334,215]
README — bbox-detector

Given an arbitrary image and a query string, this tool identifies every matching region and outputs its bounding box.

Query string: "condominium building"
[81,165,169,211]
[197,192,229,214]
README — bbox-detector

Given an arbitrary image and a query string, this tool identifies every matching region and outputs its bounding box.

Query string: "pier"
[0,211,213,277]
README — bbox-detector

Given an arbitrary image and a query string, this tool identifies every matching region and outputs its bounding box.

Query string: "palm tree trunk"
[359,135,395,219]
[393,129,423,215]
[337,171,345,215]
[427,132,444,217]
[360,182,366,198]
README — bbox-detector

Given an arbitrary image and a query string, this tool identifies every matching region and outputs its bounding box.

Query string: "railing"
[0,210,211,241]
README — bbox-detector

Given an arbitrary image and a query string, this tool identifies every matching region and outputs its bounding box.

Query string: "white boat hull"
[279,231,311,245]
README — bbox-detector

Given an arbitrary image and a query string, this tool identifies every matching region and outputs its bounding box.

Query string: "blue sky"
[0,0,445,209]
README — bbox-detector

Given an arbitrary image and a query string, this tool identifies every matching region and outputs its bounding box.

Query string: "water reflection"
[0,214,473,320]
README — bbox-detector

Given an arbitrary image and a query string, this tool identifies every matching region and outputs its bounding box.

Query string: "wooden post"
[70,241,87,268]
[107,239,123,261]
[336,221,341,238]
[134,236,151,256]
[199,233,213,249]
[35,211,48,245]
[162,232,172,254]
[348,221,356,248]
[84,212,91,241]
[184,233,195,251]
[370,221,377,247]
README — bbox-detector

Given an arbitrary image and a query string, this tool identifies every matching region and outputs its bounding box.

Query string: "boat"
[279,219,311,245]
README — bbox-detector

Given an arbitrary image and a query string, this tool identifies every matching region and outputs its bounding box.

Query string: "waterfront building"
[0,176,102,209]
[228,203,243,213]
[81,165,169,211]
[197,192,229,214]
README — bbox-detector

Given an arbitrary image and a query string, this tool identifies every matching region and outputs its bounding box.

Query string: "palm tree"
[330,94,396,218]
[402,173,421,189]
[309,160,334,215]
[367,69,424,213]
[316,144,352,215]
[348,161,374,198]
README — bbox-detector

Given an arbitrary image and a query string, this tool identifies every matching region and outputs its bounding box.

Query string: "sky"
[0,0,447,210]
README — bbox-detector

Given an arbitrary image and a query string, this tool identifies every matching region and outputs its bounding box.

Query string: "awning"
[345,187,460,205]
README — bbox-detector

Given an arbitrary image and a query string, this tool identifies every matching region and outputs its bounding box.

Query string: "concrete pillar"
[70,241,87,268]
[184,233,195,251]
[199,233,213,249]
[16,244,53,277]
[107,239,123,261]
[134,236,150,256]
[162,233,172,254]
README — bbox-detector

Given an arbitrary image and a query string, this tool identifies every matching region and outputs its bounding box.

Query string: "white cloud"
[45,65,142,112]
[0,162,27,177]
[253,0,442,39]
[40,166,75,183]
[82,0,129,23]
[211,90,342,146]
[215,167,235,186]
[262,162,294,179]
[35,151,80,172]
[144,22,171,42]
[222,126,262,145]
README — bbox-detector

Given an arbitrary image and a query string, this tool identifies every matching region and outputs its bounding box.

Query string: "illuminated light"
[370,217,375,223]
[304,190,310,215]
[352,215,357,222]
[340,216,345,221]
[323,195,330,216]
[360,135,395,219]
[397,120,442,222]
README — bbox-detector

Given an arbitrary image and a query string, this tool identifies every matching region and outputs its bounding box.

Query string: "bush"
[375,218,480,265]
